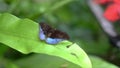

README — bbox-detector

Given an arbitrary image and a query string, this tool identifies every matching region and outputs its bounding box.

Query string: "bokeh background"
[0,0,120,68]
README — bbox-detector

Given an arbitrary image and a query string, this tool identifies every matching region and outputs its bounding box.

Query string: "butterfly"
[39,22,69,44]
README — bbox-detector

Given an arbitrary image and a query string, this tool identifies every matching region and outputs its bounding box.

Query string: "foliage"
[0,0,119,68]
[0,13,91,68]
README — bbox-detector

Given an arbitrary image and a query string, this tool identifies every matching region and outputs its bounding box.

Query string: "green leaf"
[0,43,9,56]
[90,56,118,68]
[15,54,81,68]
[0,57,19,68]
[47,0,74,13]
[0,13,92,68]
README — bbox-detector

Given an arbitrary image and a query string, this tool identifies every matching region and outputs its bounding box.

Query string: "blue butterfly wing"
[39,27,46,40]
[46,38,63,44]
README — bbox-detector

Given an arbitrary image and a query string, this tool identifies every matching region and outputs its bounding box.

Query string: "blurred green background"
[0,0,120,68]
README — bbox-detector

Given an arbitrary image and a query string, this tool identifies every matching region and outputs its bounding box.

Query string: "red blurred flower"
[113,0,120,4]
[94,0,120,5]
[94,0,111,4]
[104,4,120,22]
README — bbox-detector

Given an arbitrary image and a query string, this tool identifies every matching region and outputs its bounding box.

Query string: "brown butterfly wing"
[50,30,69,40]
[40,23,54,37]
[40,23,69,40]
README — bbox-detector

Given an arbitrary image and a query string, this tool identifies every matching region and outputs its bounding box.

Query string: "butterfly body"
[39,23,69,44]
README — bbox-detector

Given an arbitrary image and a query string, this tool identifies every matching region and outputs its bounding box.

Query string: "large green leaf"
[90,56,118,68]
[15,54,81,68]
[0,13,92,68]
[0,57,19,68]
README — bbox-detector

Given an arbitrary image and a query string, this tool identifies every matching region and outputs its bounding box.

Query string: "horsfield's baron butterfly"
[39,23,69,44]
